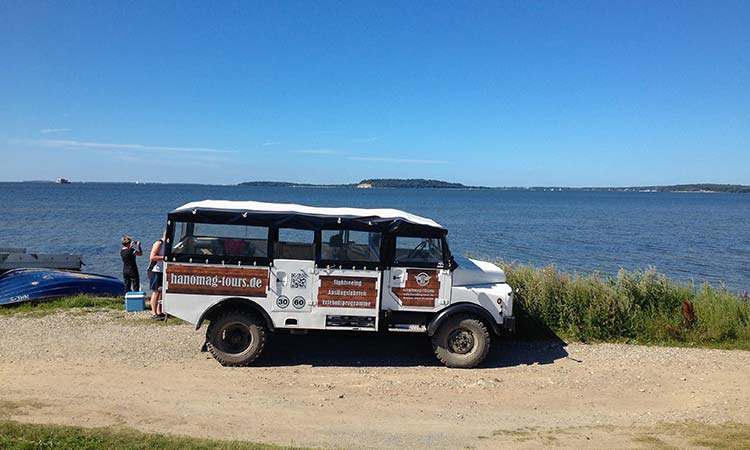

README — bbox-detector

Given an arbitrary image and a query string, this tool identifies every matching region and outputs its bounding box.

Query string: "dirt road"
[1,310,749,449]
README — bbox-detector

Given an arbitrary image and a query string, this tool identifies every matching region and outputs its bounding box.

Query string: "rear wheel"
[431,314,490,368]
[206,310,266,366]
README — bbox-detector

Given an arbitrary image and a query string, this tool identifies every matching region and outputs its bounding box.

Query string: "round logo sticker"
[415,272,431,287]
[292,296,306,309]
[276,296,290,309]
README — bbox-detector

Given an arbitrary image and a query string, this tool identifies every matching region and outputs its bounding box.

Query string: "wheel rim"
[448,328,475,354]
[220,322,252,354]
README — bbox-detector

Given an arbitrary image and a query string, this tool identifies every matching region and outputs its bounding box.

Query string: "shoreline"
[2,180,748,194]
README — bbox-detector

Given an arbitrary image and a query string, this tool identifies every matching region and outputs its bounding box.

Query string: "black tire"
[206,310,266,366]
[431,314,491,368]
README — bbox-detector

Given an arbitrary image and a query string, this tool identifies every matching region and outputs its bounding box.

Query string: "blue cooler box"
[125,292,146,311]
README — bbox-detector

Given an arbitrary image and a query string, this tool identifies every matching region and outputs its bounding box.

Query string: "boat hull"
[0,269,124,306]
[0,250,82,272]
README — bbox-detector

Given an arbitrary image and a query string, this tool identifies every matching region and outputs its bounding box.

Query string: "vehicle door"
[383,235,452,311]
[269,228,316,315]
[315,229,382,330]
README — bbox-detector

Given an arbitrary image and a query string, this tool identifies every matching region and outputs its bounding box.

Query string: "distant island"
[645,184,750,193]
[529,184,750,193]
[238,179,750,193]
[238,178,475,189]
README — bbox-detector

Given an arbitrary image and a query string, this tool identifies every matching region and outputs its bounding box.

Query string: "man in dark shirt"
[121,236,143,292]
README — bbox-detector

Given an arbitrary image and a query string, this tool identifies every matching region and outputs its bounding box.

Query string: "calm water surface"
[1,182,748,292]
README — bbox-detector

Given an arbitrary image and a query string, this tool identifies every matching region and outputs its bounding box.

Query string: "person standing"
[147,231,166,320]
[120,236,142,292]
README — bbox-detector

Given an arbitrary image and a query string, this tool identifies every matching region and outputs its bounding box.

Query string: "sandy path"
[1,310,749,449]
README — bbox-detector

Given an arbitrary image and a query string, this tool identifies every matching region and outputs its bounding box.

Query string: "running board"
[387,324,427,333]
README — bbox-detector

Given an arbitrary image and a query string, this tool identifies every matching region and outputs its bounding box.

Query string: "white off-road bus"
[162,200,515,368]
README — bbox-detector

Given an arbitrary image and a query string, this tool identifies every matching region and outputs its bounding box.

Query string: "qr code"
[290,271,308,289]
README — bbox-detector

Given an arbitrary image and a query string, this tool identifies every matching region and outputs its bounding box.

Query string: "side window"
[274,228,315,260]
[174,222,189,249]
[171,222,268,258]
[321,230,381,263]
[394,236,444,267]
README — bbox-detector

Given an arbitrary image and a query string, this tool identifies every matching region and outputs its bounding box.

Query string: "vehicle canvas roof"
[169,200,447,236]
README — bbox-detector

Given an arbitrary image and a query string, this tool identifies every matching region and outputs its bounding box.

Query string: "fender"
[427,303,501,336]
[195,297,275,332]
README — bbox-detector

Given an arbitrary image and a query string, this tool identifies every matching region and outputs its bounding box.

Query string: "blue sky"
[1,1,748,186]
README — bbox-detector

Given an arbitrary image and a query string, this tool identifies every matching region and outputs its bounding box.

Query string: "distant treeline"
[529,183,750,193]
[238,179,749,192]
[358,178,469,188]
[650,184,750,193]
[238,178,474,189]
[237,181,331,188]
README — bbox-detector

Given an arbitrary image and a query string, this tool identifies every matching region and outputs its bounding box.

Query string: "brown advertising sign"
[392,269,441,307]
[166,264,268,297]
[318,276,378,309]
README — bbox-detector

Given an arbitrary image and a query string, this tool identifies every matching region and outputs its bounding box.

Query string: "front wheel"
[206,310,266,366]
[431,314,491,368]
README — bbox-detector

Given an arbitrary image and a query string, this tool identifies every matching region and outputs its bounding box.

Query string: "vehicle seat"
[327,233,345,259]
[223,238,244,256]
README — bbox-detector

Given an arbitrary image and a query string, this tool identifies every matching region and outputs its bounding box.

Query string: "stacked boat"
[0,247,82,272]
[0,269,124,306]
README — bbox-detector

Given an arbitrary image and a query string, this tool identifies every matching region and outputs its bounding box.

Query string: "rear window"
[320,230,381,263]
[172,222,268,258]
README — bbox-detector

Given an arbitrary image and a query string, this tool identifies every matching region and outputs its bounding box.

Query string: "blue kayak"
[0,268,124,306]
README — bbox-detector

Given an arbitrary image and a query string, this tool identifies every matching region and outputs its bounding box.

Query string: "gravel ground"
[1,309,750,449]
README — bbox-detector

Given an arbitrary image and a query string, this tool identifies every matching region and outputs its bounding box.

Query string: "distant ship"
[55,178,71,184]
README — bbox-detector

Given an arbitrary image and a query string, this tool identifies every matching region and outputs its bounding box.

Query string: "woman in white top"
[147,230,166,320]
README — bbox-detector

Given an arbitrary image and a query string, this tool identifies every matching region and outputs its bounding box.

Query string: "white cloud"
[347,156,448,164]
[295,149,338,155]
[112,150,233,169]
[40,128,72,134]
[351,136,378,144]
[261,141,281,146]
[114,153,146,163]
[291,147,446,164]
[20,138,236,154]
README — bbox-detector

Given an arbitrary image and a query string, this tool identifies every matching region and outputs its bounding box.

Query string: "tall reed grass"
[496,261,750,348]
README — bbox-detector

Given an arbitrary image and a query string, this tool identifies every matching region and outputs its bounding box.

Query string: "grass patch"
[0,294,188,326]
[634,435,680,450]
[496,261,750,349]
[0,295,123,317]
[0,421,317,450]
[637,422,750,450]
[492,422,750,449]
[688,422,750,450]
[0,401,47,419]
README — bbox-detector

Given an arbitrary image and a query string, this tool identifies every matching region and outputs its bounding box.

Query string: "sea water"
[1,182,748,292]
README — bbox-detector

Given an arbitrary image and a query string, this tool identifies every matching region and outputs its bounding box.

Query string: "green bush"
[497,261,750,348]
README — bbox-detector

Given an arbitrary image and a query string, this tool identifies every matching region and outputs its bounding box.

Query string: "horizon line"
[2,179,748,190]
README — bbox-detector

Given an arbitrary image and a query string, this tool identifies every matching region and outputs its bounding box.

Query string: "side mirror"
[448,255,458,271]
